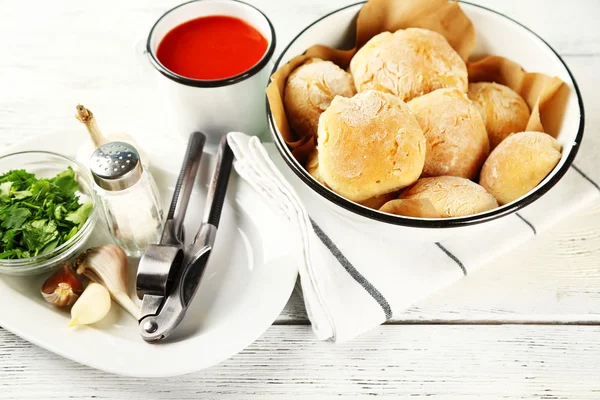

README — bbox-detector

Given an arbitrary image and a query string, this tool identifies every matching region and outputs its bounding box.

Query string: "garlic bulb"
[74,105,149,168]
[69,282,111,327]
[41,265,84,307]
[74,244,140,318]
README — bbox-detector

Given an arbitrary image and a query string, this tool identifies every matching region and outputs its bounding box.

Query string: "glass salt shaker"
[90,141,164,257]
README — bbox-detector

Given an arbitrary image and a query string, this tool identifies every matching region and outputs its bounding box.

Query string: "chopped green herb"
[1,207,31,229]
[65,202,93,226]
[13,190,33,200]
[0,182,12,196]
[0,167,93,260]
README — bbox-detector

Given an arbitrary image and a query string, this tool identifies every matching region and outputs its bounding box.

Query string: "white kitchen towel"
[228,132,600,342]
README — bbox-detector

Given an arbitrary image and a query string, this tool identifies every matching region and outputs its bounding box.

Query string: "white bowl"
[267,1,584,241]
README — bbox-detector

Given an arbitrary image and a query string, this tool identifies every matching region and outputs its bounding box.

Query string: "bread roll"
[306,148,323,183]
[360,192,398,210]
[307,147,397,209]
[350,28,467,102]
[408,88,489,179]
[400,176,498,217]
[480,131,561,205]
[468,82,530,149]
[318,90,426,202]
[379,198,441,218]
[284,58,356,138]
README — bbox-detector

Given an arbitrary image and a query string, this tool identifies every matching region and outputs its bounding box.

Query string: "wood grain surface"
[1,0,599,398]
[2,326,600,399]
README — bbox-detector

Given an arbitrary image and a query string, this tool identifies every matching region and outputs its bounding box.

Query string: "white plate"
[0,131,298,377]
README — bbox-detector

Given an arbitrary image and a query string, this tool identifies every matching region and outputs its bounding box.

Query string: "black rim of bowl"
[266,1,585,229]
[146,0,277,88]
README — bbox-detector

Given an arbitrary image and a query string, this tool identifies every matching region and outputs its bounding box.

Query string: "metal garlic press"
[136,132,234,343]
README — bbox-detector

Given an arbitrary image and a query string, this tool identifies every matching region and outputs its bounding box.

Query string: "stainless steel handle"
[161,131,206,245]
[184,136,234,307]
[201,135,234,228]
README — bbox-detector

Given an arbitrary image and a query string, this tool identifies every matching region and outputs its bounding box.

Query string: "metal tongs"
[136,132,234,343]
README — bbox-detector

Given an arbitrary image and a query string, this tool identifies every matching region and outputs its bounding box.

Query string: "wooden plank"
[1,325,600,398]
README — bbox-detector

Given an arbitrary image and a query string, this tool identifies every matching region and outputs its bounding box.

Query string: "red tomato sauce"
[156,15,268,80]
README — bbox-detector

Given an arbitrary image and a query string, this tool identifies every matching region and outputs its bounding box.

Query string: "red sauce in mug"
[156,15,268,80]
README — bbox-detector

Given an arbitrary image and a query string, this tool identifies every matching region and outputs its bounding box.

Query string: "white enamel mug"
[146,0,276,150]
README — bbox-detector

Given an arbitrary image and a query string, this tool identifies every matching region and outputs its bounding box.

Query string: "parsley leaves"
[0,167,92,259]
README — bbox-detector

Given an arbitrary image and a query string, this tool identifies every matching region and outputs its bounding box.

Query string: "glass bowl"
[0,151,97,276]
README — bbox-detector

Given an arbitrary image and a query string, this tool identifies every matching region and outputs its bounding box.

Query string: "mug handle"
[134,38,154,74]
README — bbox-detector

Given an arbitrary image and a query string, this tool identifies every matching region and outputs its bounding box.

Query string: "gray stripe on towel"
[572,164,600,192]
[310,219,393,320]
[435,242,467,276]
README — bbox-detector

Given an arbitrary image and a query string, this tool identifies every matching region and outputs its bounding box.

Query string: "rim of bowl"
[267,0,585,229]
[146,0,277,88]
[0,150,97,265]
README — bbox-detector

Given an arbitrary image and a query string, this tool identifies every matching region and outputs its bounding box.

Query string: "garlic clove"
[74,105,149,167]
[74,244,140,318]
[41,264,84,307]
[69,282,111,327]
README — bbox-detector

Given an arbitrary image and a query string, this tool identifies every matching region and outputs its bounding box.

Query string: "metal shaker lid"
[90,141,142,191]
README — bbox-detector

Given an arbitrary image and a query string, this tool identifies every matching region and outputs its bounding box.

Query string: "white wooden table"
[1,0,600,398]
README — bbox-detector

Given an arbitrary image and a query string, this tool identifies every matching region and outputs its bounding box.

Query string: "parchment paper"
[467,56,566,137]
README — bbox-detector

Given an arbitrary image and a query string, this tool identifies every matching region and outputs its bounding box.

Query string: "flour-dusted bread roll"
[400,176,498,217]
[307,148,397,209]
[284,58,356,138]
[379,198,441,218]
[468,82,530,149]
[408,88,489,179]
[318,90,426,202]
[480,131,561,205]
[350,28,468,102]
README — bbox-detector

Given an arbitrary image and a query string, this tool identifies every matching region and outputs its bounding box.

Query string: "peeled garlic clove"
[41,265,84,307]
[69,282,111,327]
[74,244,140,318]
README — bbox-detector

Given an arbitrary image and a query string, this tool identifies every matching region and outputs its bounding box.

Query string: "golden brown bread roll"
[408,88,489,179]
[306,148,323,184]
[468,82,530,149]
[359,192,398,210]
[479,131,561,205]
[349,28,468,102]
[284,58,356,138]
[379,198,441,218]
[317,90,426,202]
[307,148,396,209]
[400,176,498,217]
